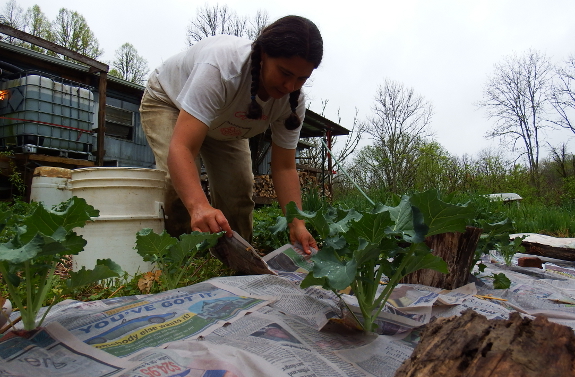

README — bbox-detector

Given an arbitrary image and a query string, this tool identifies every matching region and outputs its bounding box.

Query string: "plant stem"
[31,263,58,328]
[336,287,365,331]
[37,294,60,328]
[22,261,35,330]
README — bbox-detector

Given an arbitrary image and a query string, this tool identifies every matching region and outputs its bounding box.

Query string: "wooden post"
[401,226,483,289]
[327,128,333,200]
[96,72,107,166]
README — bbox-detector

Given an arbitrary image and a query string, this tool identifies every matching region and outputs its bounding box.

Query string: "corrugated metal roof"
[0,40,144,91]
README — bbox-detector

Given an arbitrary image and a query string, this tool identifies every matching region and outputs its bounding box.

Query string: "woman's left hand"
[288,219,318,255]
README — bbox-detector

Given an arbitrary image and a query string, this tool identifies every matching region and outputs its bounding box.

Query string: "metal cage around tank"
[0,71,95,159]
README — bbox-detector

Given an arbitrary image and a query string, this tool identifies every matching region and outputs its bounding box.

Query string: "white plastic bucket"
[69,167,166,217]
[73,216,163,276]
[29,167,72,209]
[70,167,167,276]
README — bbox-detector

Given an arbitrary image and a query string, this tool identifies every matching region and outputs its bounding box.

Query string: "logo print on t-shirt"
[211,120,252,138]
[220,126,244,137]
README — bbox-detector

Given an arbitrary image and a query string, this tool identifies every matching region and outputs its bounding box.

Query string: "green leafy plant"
[135,229,224,291]
[284,189,477,332]
[0,151,26,199]
[0,197,123,330]
[498,236,526,266]
[253,203,289,253]
[491,273,512,289]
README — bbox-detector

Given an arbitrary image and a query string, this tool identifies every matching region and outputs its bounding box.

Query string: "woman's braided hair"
[247,15,323,130]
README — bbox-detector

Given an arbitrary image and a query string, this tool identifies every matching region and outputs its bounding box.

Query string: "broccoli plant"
[135,229,224,291]
[285,189,477,332]
[0,197,122,331]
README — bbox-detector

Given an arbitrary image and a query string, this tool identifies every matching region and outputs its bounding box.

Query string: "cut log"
[512,233,575,262]
[400,226,482,289]
[394,309,575,377]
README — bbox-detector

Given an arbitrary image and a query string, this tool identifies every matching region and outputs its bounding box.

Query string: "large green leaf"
[310,247,357,291]
[50,196,100,230]
[376,197,428,243]
[354,242,383,265]
[324,235,348,251]
[33,227,86,258]
[0,234,43,264]
[285,202,332,239]
[299,271,329,290]
[136,228,178,261]
[330,208,362,235]
[21,197,98,243]
[66,258,123,289]
[170,231,223,262]
[269,216,287,234]
[410,189,475,237]
[344,211,393,246]
[380,196,412,231]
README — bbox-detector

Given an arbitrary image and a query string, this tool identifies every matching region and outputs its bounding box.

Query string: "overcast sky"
[8,0,575,159]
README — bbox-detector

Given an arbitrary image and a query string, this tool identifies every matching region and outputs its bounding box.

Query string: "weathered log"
[394,309,575,377]
[512,233,575,262]
[400,226,482,289]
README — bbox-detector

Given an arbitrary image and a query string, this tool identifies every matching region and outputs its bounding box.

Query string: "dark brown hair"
[247,15,323,130]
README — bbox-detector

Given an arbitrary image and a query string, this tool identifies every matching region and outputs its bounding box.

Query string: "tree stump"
[394,309,575,377]
[400,226,482,289]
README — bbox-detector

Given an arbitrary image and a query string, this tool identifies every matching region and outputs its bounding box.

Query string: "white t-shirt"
[147,34,305,149]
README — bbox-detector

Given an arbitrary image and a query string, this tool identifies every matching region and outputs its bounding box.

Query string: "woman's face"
[259,52,315,100]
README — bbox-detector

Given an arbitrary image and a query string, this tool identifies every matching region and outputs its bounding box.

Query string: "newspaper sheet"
[5,242,575,376]
[49,281,273,358]
[0,322,132,376]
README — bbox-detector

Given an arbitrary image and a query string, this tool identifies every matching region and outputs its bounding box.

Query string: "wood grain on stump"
[401,226,483,289]
[394,309,575,377]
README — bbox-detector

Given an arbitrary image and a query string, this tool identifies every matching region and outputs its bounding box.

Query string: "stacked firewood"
[253,172,331,199]
[253,175,276,198]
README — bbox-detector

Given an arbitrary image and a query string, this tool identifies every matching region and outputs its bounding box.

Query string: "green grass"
[333,187,575,238]
[501,202,575,237]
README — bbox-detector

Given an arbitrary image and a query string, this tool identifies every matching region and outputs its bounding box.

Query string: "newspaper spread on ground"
[4,243,575,376]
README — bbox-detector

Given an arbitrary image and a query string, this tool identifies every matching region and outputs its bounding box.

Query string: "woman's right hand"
[190,202,233,237]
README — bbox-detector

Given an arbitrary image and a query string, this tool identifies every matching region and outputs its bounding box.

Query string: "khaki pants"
[139,88,254,242]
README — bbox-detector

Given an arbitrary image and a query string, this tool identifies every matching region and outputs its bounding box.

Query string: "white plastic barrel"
[30,167,72,209]
[70,167,167,276]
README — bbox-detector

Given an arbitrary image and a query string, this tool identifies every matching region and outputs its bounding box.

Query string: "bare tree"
[110,43,149,85]
[360,79,434,193]
[298,100,364,174]
[186,4,269,45]
[550,55,575,134]
[1,0,25,44]
[549,143,574,179]
[50,8,103,59]
[245,9,269,40]
[479,50,554,184]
